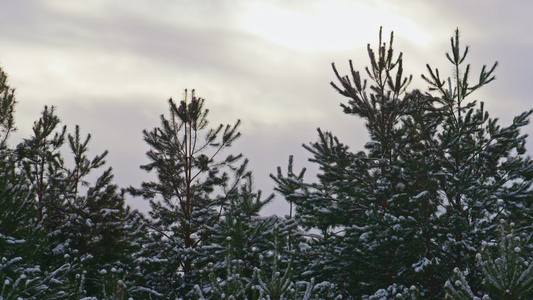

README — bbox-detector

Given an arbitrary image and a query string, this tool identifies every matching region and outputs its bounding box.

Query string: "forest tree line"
[1,29,532,299]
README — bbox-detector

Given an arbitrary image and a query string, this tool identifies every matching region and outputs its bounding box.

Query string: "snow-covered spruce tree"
[252,220,341,300]
[57,125,145,298]
[193,173,340,299]
[15,110,70,297]
[197,174,275,299]
[128,90,249,297]
[273,28,533,298]
[420,30,533,294]
[16,106,67,232]
[12,103,143,298]
[273,28,418,297]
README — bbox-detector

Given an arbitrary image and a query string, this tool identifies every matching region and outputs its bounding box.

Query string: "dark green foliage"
[476,225,533,298]
[444,223,533,299]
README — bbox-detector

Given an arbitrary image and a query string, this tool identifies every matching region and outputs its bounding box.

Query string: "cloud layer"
[1,0,531,215]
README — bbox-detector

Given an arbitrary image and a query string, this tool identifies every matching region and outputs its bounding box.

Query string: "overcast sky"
[1,0,532,215]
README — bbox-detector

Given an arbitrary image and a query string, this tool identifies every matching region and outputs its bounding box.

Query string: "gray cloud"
[1,0,531,215]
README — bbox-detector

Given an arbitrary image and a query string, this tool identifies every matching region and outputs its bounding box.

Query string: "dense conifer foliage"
[0,29,531,299]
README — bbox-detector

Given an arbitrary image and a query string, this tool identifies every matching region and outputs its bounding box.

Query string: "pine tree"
[13,108,144,298]
[273,28,533,298]
[129,89,248,297]
[274,28,416,296]
[420,30,533,294]
[56,125,144,298]
[0,66,144,298]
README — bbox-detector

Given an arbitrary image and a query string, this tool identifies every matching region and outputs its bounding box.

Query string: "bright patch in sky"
[244,1,429,51]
